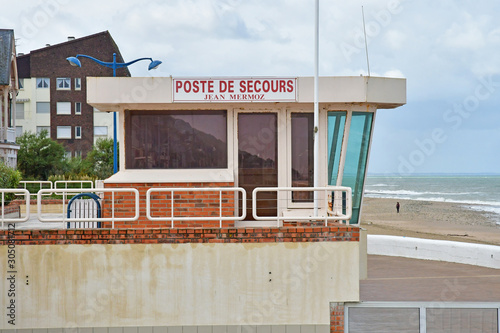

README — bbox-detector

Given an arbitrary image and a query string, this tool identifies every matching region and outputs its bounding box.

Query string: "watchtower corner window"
[126,110,228,169]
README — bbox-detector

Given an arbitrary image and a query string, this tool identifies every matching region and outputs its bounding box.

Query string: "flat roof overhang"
[87,76,406,111]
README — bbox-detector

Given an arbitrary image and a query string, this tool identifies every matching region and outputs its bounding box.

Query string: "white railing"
[37,188,140,228]
[0,189,30,225]
[146,187,246,228]
[54,180,94,190]
[252,186,352,226]
[19,180,53,197]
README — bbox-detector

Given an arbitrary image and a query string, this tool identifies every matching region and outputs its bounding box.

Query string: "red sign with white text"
[173,78,297,102]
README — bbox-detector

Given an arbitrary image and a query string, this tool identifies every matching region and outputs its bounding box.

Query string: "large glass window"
[126,110,227,169]
[37,126,50,135]
[291,113,314,202]
[16,103,24,119]
[342,112,373,224]
[75,102,82,115]
[56,78,71,90]
[57,102,71,115]
[327,111,346,185]
[94,126,108,136]
[57,126,72,139]
[36,78,49,89]
[36,102,50,114]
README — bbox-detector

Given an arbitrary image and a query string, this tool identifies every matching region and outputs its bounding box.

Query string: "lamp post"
[67,53,162,174]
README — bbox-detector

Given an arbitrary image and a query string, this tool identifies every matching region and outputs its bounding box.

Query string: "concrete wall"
[368,235,500,269]
[0,241,359,329]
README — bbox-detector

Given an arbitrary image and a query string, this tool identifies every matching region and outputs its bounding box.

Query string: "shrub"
[0,161,22,203]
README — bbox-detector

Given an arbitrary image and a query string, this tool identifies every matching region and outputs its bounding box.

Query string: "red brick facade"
[17,31,130,158]
[330,302,345,333]
[0,225,359,245]
[103,182,237,228]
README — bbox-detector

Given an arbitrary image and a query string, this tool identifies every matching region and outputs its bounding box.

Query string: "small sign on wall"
[173,77,297,102]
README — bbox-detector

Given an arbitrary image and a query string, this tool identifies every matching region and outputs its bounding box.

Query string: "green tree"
[0,161,22,202]
[83,138,116,179]
[17,130,66,180]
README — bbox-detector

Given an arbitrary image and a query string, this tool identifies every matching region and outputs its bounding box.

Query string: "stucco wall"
[0,241,359,329]
[368,235,500,269]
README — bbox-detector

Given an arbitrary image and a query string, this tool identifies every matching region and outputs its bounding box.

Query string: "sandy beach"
[361,197,500,246]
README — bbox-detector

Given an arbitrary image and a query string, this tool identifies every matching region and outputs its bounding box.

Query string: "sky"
[4,0,500,175]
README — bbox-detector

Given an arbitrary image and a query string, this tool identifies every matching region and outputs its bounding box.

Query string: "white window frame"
[56,77,71,90]
[75,102,82,115]
[36,78,49,89]
[57,126,72,139]
[37,126,50,135]
[19,78,24,89]
[56,102,71,115]
[94,126,108,136]
[36,102,50,114]
[75,78,81,90]
[75,126,82,139]
[16,103,24,119]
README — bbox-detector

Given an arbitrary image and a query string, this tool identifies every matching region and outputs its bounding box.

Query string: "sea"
[364,175,500,223]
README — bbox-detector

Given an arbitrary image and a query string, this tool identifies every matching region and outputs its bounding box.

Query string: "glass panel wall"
[342,112,373,224]
[327,111,346,185]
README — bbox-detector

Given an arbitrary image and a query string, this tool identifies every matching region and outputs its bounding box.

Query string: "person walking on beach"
[396,202,400,213]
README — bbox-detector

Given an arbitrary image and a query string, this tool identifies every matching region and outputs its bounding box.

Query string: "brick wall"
[330,302,345,333]
[0,225,359,245]
[103,182,236,228]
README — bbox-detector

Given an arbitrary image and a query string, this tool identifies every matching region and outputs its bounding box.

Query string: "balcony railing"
[0,127,16,143]
[1,185,353,228]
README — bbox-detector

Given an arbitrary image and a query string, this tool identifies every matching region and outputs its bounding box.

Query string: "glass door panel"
[291,113,314,202]
[238,113,278,220]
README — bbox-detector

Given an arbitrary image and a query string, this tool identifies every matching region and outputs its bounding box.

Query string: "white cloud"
[439,13,487,49]
[384,30,406,50]
[5,0,500,174]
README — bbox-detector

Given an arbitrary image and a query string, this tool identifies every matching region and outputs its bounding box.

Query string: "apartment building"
[0,29,19,168]
[16,31,130,158]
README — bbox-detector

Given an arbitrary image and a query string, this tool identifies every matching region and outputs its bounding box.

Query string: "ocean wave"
[365,189,473,196]
[365,192,500,209]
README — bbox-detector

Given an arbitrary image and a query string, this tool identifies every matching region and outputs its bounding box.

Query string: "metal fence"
[2,185,353,228]
[146,187,247,228]
[36,188,139,229]
[252,186,352,226]
[344,302,500,333]
[0,189,30,227]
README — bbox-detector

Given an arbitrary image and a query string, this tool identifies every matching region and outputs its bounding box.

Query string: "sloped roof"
[0,29,14,85]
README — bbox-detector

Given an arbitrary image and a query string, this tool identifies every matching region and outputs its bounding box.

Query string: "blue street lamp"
[66,53,162,174]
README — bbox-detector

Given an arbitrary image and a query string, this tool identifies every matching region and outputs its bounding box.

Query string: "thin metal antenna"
[362,6,371,76]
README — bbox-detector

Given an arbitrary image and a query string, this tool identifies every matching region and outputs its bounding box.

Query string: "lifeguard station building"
[0,75,405,333]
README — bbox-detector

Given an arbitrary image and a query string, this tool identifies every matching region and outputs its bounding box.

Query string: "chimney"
[45,44,50,47]
[68,36,75,41]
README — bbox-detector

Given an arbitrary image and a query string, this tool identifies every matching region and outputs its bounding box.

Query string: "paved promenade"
[361,255,500,302]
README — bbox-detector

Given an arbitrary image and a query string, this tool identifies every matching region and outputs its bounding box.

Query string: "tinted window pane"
[238,113,277,219]
[342,112,373,224]
[291,113,313,202]
[126,110,227,169]
[327,111,346,185]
